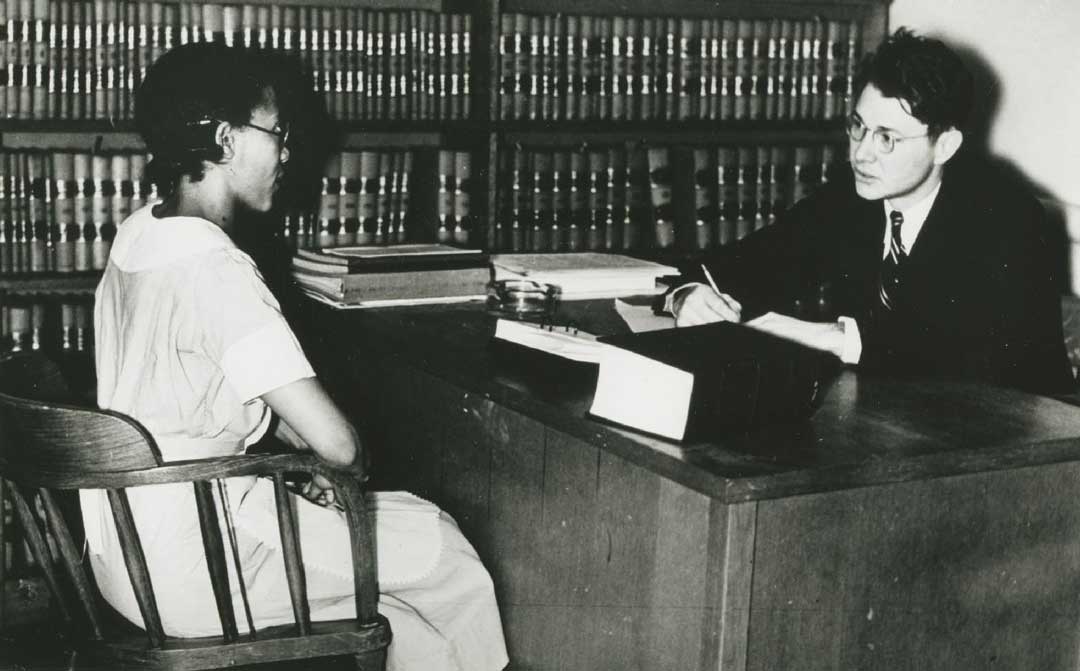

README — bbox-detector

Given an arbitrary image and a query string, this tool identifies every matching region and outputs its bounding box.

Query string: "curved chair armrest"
[19,452,368,490]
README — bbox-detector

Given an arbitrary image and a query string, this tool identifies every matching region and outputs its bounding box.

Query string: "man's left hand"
[745,312,846,358]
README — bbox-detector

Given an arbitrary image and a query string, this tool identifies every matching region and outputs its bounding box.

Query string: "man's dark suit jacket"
[687,153,1074,395]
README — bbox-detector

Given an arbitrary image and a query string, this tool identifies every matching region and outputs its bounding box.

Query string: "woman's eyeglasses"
[846,115,928,154]
[187,118,290,147]
[240,121,290,147]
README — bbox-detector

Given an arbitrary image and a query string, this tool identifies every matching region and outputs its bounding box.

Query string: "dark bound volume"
[590,322,836,441]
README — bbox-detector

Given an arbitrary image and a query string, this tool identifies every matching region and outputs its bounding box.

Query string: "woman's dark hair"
[853,28,974,137]
[135,42,290,197]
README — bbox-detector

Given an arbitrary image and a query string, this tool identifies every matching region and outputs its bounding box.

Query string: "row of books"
[499,13,861,122]
[0,149,152,274]
[492,142,843,253]
[0,0,471,121]
[283,149,474,251]
[0,294,93,356]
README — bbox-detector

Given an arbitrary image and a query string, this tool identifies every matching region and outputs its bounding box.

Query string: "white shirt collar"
[882,181,943,257]
[109,202,237,272]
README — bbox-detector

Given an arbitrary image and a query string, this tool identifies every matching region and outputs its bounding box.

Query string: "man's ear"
[215,121,235,161]
[932,127,963,166]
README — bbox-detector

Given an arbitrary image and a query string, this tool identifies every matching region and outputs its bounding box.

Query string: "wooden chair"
[0,352,391,670]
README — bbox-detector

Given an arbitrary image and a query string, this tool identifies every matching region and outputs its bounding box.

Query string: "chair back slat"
[335,476,380,623]
[192,481,239,642]
[38,488,105,640]
[106,488,166,648]
[272,473,311,635]
[6,482,72,625]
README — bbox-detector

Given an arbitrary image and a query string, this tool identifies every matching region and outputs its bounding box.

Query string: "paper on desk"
[614,298,676,333]
[494,319,610,364]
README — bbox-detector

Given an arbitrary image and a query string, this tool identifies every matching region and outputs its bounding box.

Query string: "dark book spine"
[436,149,454,244]
[566,150,585,251]
[453,151,471,245]
[586,149,607,251]
[691,147,714,250]
[646,146,673,249]
[525,14,539,120]
[71,151,89,270]
[716,146,737,246]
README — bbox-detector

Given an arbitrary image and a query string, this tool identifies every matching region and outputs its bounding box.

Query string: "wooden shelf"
[0,274,101,296]
[502,0,880,19]
[0,128,145,151]
[502,120,847,147]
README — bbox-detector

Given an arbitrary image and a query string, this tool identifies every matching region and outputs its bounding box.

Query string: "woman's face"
[228,98,290,213]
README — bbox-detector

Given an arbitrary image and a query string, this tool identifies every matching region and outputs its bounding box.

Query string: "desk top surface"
[303,298,1080,503]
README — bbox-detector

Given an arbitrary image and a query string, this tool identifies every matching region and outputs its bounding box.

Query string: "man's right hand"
[673,284,743,327]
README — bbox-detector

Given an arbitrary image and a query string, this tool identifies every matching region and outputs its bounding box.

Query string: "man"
[670,28,1073,395]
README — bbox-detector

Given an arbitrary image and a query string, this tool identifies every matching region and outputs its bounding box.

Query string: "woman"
[79,42,508,671]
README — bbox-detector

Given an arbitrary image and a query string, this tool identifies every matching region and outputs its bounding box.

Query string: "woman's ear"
[215,121,235,161]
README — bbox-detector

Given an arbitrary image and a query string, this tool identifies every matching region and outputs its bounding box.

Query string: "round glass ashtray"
[487,279,561,317]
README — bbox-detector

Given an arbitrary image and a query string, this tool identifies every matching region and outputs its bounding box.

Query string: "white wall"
[890,0,1080,291]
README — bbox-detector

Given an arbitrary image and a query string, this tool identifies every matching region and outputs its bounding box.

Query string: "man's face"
[848,83,946,211]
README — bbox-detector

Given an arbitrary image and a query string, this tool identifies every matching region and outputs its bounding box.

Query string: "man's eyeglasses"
[240,121,290,147]
[846,115,928,154]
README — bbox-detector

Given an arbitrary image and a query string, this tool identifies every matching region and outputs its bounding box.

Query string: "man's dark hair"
[134,42,291,198]
[853,28,974,137]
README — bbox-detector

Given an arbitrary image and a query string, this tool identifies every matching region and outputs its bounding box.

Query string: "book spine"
[749,19,769,121]
[0,0,8,119]
[595,16,610,121]
[0,151,9,274]
[525,14,539,121]
[316,152,340,249]
[338,151,361,247]
[26,151,47,271]
[662,17,678,121]
[691,147,713,250]
[397,151,412,244]
[562,14,576,120]
[718,19,735,121]
[577,15,591,120]
[72,151,90,270]
[90,153,110,269]
[453,151,471,245]
[611,16,627,122]
[566,150,585,251]
[375,151,391,244]
[436,149,454,245]
[509,144,526,251]
[716,146,737,246]
[646,146,673,249]
[586,149,606,251]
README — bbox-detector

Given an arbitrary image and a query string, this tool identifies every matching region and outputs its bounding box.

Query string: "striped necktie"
[879,210,905,309]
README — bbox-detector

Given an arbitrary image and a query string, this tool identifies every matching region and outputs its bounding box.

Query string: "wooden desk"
[301,299,1080,671]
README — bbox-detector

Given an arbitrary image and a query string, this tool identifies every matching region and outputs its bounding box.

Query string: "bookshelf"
[0,0,889,629]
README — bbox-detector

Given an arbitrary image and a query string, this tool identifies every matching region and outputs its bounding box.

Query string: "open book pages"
[301,289,486,310]
[493,319,611,364]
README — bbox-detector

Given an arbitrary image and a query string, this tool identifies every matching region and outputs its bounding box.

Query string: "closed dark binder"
[591,322,836,441]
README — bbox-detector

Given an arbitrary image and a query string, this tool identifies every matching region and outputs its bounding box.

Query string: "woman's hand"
[301,473,338,508]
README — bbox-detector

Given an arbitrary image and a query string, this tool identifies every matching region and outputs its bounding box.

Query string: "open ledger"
[494,319,834,442]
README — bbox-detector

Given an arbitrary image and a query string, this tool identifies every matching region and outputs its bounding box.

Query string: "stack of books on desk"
[491,253,679,299]
[291,244,491,307]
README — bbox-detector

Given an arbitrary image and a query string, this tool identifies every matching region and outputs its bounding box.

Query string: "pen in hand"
[701,264,722,295]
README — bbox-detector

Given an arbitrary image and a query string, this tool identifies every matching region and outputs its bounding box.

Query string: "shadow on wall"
[952,43,1072,295]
